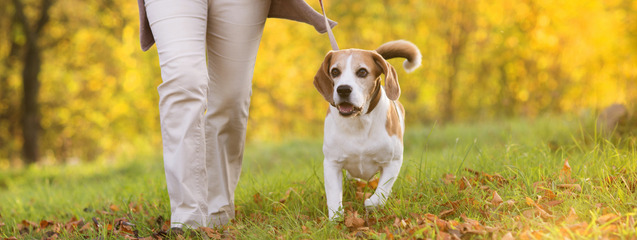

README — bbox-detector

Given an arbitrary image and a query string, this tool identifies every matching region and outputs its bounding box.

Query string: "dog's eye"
[330,68,341,78]
[356,69,368,78]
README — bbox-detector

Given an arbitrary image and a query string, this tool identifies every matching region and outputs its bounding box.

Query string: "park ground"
[1,115,637,239]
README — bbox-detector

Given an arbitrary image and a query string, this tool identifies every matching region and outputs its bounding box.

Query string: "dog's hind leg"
[364,159,403,209]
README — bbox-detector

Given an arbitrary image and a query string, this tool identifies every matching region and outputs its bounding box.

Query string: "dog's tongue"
[338,103,354,114]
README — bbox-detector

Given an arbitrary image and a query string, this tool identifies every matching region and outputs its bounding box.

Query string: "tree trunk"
[21,40,41,164]
[13,0,53,164]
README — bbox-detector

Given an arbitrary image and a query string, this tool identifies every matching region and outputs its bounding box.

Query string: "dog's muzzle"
[335,85,361,116]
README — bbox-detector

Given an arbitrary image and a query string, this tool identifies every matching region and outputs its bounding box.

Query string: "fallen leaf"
[253,193,262,204]
[344,211,366,229]
[439,208,455,218]
[504,199,516,206]
[368,177,379,190]
[279,188,293,204]
[128,202,142,213]
[491,191,503,206]
[501,232,515,240]
[40,220,54,229]
[109,204,120,212]
[199,227,221,238]
[442,173,456,185]
[557,184,582,192]
[559,159,573,183]
[545,200,564,207]
[542,188,557,200]
[597,213,620,224]
[458,176,472,190]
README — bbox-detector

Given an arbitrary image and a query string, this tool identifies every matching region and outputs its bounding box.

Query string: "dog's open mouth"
[337,103,362,116]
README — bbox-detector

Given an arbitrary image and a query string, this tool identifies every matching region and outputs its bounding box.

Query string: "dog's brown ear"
[314,51,335,104]
[372,51,400,100]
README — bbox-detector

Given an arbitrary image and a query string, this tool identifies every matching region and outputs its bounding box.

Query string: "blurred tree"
[8,0,54,164]
[0,0,635,166]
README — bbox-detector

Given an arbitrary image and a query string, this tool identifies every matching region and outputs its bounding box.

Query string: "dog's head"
[313,49,399,117]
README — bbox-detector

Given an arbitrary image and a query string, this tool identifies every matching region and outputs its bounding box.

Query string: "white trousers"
[145,0,270,228]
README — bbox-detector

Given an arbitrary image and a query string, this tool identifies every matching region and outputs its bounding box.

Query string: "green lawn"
[1,115,636,239]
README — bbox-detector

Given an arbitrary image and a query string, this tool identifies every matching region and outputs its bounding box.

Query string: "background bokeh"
[1,0,635,166]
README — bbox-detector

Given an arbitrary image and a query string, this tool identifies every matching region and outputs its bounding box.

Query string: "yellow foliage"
[1,0,636,162]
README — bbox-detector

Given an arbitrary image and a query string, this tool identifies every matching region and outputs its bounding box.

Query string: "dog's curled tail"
[376,40,422,73]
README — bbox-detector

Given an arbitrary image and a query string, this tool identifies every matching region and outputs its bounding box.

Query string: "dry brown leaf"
[109,204,120,212]
[344,211,365,229]
[562,207,577,223]
[501,232,515,240]
[353,179,367,192]
[545,200,564,207]
[439,208,455,218]
[542,188,557,200]
[279,188,293,204]
[39,220,54,229]
[253,193,262,204]
[458,176,472,190]
[491,191,503,206]
[199,227,221,239]
[368,177,379,190]
[597,213,620,224]
[504,199,516,206]
[557,184,582,192]
[567,222,589,235]
[559,159,574,183]
[128,202,142,213]
[442,173,456,185]
[381,226,393,240]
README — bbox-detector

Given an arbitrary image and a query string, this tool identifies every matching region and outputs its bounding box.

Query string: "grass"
[1,114,637,239]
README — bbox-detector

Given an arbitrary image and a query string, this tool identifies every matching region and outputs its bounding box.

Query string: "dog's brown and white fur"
[313,40,421,219]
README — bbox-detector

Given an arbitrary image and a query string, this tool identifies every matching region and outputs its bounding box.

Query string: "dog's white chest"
[323,110,403,180]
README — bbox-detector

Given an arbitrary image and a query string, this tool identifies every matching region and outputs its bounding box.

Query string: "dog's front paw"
[364,193,388,209]
[328,209,344,221]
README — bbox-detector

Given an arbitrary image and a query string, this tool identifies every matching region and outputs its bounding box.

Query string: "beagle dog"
[313,40,421,219]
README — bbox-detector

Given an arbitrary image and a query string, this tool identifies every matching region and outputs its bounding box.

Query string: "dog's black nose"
[336,85,352,98]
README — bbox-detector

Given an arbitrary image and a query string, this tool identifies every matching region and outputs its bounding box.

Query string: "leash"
[319,0,339,50]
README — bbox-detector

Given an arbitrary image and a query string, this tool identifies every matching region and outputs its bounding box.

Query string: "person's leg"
[145,0,209,228]
[204,0,271,227]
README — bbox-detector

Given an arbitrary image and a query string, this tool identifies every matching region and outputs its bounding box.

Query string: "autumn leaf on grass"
[355,191,372,201]
[491,191,503,206]
[279,187,295,204]
[564,207,578,223]
[442,173,456,185]
[39,220,54,229]
[502,232,515,240]
[253,192,262,204]
[458,176,472,190]
[368,177,379,190]
[199,227,221,239]
[128,202,142,213]
[557,183,582,193]
[559,158,575,183]
[109,204,120,212]
[596,213,621,225]
[524,197,554,220]
[344,210,366,230]
[439,208,455,218]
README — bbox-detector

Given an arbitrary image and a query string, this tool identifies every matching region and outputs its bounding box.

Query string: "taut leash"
[319,0,339,51]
